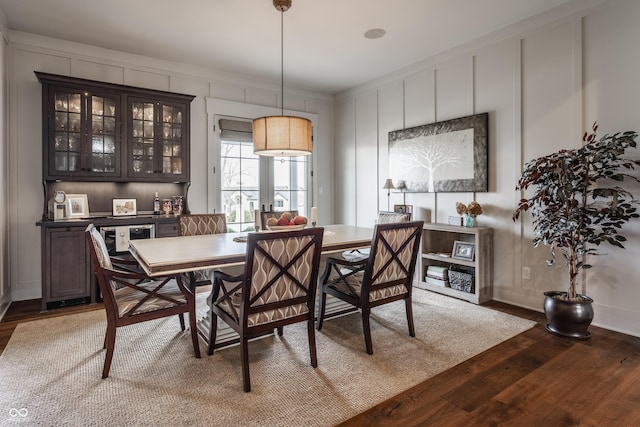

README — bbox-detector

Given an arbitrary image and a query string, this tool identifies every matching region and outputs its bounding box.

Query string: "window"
[219,118,309,232]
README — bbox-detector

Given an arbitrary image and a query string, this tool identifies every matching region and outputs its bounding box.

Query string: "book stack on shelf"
[425,265,448,287]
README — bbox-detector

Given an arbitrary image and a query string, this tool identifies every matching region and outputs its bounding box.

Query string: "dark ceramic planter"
[543,290,594,340]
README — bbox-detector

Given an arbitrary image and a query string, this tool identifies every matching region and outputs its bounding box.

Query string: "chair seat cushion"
[329,271,408,302]
[115,279,186,317]
[216,292,309,327]
[340,249,369,262]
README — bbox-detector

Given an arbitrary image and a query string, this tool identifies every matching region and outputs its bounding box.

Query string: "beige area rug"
[0,289,534,426]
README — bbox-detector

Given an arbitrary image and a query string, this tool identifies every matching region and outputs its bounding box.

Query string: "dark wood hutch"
[35,72,196,311]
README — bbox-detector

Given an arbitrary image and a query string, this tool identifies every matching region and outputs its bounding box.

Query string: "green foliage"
[513,123,640,298]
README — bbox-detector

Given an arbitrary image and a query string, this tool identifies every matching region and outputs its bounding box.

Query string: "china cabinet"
[36,72,194,183]
[417,223,493,304]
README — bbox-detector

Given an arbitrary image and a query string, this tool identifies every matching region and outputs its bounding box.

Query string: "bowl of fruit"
[266,212,308,231]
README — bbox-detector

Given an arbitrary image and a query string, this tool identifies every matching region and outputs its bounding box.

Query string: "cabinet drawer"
[156,221,178,237]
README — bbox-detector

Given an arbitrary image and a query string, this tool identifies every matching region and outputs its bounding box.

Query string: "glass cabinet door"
[89,95,118,173]
[128,98,188,180]
[48,87,120,178]
[52,89,83,174]
[131,100,156,175]
[161,104,184,176]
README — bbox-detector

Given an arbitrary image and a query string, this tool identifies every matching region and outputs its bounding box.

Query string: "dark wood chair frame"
[317,221,424,354]
[86,225,201,379]
[208,227,324,392]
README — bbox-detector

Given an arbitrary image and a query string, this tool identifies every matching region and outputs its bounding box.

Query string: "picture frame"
[66,194,89,218]
[112,198,137,216]
[393,204,413,215]
[452,240,475,261]
[388,112,488,193]
[448,215,464,226]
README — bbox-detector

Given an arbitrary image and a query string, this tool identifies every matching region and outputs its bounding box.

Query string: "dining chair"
[85,224,201,379]
[259,210,298,229]
[317,220,424,355]
[376,210,412,223]
[207,227,324,392]
[342,210,413,262]
[177,213,227,288]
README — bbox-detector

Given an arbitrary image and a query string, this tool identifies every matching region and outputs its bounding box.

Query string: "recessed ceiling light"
[364,28,386,39]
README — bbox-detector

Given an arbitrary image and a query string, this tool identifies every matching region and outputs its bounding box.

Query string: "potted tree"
[513,123,640,339]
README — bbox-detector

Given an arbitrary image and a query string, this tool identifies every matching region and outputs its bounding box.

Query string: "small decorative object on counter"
[153,192,161,214]
[311,206,317,227]
[455,201,483,227]
[172,196,184,215]
[162,199,173,215]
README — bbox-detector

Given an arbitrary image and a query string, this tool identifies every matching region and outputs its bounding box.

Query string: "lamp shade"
[382,178,395,190]
[253,115,312,156]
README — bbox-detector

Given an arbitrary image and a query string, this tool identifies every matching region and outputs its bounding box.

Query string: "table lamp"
[382,178,395,211]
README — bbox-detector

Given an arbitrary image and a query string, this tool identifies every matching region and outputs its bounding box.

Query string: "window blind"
[218,118,253,142]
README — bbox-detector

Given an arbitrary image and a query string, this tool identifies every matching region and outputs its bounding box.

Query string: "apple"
[277,217,289,226]
[293,215,307,225]
[280,212,293,221]
[267,217,278,226]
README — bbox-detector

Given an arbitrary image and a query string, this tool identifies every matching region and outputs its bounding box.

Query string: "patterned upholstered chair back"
[177,213,227,288]
[178,213,227,236]
[377,211,412,224]
[364,221,423,296]
[243,228,322,325]
[87,224,116,293]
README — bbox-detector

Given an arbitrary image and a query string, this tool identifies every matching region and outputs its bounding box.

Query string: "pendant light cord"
[280,9,284,116]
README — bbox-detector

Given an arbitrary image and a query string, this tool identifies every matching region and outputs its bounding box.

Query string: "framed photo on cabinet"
[112,198,137,216]
[66,194,89,218]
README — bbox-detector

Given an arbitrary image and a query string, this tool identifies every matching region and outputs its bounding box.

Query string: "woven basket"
[448,269,474,293]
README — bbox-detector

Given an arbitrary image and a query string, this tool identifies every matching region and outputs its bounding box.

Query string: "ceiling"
[0,0,578,94]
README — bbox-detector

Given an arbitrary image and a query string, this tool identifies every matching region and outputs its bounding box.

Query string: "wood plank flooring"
[2,298,639,426]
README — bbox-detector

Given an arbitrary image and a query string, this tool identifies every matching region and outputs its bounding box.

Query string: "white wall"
[334,0,640,337]
[6,32,335,302]
[0,16,9,317]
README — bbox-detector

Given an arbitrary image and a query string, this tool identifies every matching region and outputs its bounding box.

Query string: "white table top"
[129,224,374,277]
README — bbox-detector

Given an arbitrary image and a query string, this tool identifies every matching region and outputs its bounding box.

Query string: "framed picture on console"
[394,204,413,216]
[452,240,475,261]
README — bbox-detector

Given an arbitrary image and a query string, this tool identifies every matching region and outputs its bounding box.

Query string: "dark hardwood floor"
[2,298,639,426]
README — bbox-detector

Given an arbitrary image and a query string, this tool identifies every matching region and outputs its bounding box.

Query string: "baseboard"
[0,299,10,322]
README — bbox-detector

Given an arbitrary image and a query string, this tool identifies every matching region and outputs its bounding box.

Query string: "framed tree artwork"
[388,113,488,192]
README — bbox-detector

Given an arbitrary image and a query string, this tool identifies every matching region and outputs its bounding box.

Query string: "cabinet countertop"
[36,214,179,228]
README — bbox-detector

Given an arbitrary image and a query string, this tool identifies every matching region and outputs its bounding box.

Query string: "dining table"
[128,224,374,349]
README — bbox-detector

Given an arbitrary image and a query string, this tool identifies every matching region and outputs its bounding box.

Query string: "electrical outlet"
[522,267,531,280]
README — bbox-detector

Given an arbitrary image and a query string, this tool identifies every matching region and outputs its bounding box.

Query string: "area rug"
[0,289,534,426]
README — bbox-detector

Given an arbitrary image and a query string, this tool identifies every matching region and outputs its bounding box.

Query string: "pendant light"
[253,0,312,157]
